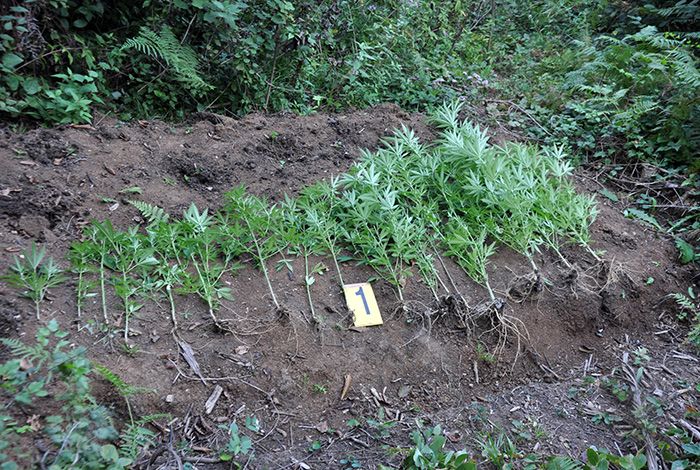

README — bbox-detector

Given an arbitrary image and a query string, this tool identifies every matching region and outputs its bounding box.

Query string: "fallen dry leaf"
[0,188,20,197]
[348,326,367,333]
[103,163,116,175]
[27,414,41,432]
[53,158,63,165]
[19,160,38,167]
[207,131,221,140]
[340,374,352,400]
[234,345,249,355]
[179,340,207,384]
[4,247,21,252]
[315,420,329,433]
[69,123,96,131]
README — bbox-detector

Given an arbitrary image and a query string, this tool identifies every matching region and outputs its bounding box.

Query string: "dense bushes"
[0,0,698,169]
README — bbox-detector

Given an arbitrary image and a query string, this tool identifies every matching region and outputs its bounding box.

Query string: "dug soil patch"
[0,104,698,469]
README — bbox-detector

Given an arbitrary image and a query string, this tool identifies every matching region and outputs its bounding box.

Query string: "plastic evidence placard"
[344,282,383,327]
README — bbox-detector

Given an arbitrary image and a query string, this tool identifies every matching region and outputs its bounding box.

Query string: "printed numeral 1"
[355,286,371,315]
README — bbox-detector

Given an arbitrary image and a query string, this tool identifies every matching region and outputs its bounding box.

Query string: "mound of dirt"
[0,105,698,469]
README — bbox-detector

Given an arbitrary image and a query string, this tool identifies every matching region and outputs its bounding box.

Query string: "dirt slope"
[0,105,698,469]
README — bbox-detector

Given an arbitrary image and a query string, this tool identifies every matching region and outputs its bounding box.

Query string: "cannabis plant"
[4,242,68,320]
[177,203,236,328]
[223,186,289,310]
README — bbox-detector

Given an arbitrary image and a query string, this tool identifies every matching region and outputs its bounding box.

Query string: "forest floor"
[1,104,699,469]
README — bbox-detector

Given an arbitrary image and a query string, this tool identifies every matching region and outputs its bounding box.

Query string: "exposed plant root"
[399,300,438,348]
[452,298,530,368]
[570,258,638,297]
[206,303,285,339]
[506,271,543,303]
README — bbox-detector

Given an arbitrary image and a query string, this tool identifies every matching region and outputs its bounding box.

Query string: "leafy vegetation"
[1,0,696,168]
[0,320,131,470]
[2,0,700,467]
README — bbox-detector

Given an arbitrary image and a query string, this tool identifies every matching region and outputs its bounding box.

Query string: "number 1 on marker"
[355,286,370,315]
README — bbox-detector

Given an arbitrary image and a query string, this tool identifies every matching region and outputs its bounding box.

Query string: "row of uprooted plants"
[6,101,623,360]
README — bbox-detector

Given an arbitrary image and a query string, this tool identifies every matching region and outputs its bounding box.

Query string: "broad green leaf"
[682,443,700,456]
[100,444,119,461]
[2,52,22,70]
[632,454,646,470]
[21,78,41,95]
[675,238,694,264]
[598,189,618,202]
[624,208,663,230]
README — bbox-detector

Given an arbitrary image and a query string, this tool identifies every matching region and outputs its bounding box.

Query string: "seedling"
[298,175,346,289]
[4,242,68,319]
[98,195,118,204]
[218,422,252,462]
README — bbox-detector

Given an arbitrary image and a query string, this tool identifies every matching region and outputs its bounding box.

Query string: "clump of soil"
[0,104,698,469]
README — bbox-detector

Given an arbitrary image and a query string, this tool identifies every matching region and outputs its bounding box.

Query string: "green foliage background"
[0,0,698,168]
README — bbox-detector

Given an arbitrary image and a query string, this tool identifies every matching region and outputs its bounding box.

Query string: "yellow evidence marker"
[344,282,383,327]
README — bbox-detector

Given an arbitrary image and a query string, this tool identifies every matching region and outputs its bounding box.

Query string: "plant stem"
[99,247,109,326]
[250,230,279,309]
[304,250,316,318]
[166,284,179,334]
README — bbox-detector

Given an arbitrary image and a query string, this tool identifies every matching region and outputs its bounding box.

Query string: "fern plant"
[670,291,700,349]
[560,25,700,164]
[129,200,170,226]
[121,26,212,92]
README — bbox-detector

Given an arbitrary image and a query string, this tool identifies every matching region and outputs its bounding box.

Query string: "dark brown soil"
[1,104,699,469]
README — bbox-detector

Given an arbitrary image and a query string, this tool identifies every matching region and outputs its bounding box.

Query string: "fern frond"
[669,293,699,315]
[128,200,170,225]
[121,26,212,91]
[546,456,583,470]
[119,422,157,460]
[93,363,154,397]
[0,338,50,367]
[668,49,700,88]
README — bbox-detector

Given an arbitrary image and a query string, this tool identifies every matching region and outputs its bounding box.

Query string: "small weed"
[119,186,143,194]
[308,440,322,452]
[340,454,362,469]
[245,415,261,434]
[121,343,140,356]
[313,382,329,394]
[476,342,495,363]
[218,421,252,463]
